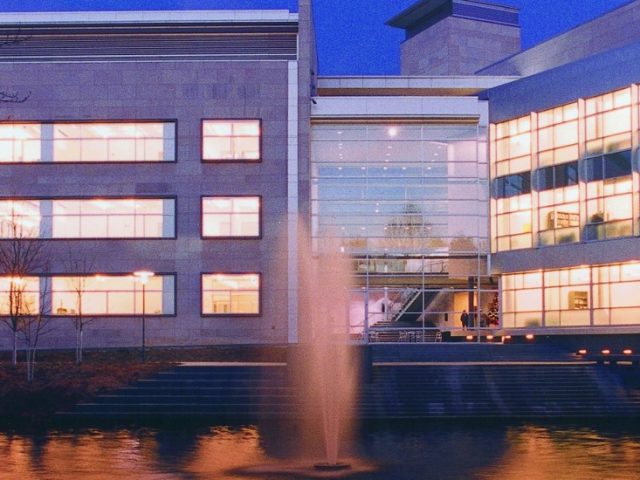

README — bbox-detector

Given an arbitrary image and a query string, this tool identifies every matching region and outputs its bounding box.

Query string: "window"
[0,277,40,315]
[202,196,260,238]
[536,162,578,191]
[584,151,632,182]
[0,122,175,163]
[202,120,260,161]
[0,200,41,237]
[202,273,260,315]
[503,262,640,329]
[0,198,175,239]
[0,124,41,163]
[585,88,632,155]
[51,274,175,316]
[493,173,531,198]
[537,103,579,166]
[495,193,533,251]
[494,115,531,177]
[584,151,633,241]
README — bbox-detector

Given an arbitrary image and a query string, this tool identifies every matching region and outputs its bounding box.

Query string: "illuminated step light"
[486,335,494,341]
[623,349,633,355]
[525,334,535,341]
[577,349,588,355]
[601,349,611,355]
[466,335,474,341]
[504,335,512,340]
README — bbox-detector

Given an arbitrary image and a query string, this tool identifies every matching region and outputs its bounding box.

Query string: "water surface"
[1,421,639,479]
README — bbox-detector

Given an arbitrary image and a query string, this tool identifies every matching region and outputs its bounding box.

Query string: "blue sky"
[0,0,631,75]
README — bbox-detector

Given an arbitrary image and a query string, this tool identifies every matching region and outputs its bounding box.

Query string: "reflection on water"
[0,421,639,480]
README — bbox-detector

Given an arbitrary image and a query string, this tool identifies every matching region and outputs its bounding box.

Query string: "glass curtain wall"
[490,85,640,252]
[311,122,496,341]
[502,262,640,328]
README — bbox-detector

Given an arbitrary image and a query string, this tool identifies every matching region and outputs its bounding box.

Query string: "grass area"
[0,345,286,424]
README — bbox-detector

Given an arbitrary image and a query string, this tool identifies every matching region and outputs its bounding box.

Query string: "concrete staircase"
[62,364,296,418]
[59,355,640,420]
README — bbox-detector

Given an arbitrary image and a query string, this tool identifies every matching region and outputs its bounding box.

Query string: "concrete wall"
[0,58,293,349]
[480,0,640,76]
[401,16,520,76]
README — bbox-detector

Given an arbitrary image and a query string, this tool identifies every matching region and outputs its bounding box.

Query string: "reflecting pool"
[1,421,639,479]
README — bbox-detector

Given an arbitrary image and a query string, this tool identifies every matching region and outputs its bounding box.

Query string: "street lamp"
[134,270,154,363]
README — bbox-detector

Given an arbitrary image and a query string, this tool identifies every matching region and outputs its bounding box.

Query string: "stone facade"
[0,12,309,349]
[401,16,520,76]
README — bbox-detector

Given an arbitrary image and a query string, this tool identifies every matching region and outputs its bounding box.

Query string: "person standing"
[460,310,469,330]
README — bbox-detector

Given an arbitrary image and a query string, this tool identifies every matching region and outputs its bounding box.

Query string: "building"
[0,0,639,350]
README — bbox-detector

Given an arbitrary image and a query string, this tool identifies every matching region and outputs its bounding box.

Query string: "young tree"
[64,252,96,364]
[0,216,48,366]
[18,273,52,382]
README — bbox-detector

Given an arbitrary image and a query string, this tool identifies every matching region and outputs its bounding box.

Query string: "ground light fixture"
[466,335,474,341]
[623,349,633,355]
[525,334,535,341]
[134,270,155,363]
[577,349,588,355]
[486,335,494,341]
[601,349,611,355]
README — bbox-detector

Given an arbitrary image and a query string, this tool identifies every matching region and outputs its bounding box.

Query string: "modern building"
[0,0,639,350]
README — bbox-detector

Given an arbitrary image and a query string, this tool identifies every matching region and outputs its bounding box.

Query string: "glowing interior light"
[486,335,494,340]
[525,334,535,340]
[387,127,398,137]
[466,335,473,341]
[504,335,512,340]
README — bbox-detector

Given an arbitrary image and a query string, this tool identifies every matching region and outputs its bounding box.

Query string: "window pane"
[51,274,173,315]
[202,120,261,161]
[53,122,172,162]
[202,273,260,314]
[202,197,260,237]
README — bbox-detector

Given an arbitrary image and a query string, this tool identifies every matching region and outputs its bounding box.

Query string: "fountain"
[295,230,359,472]
[236,224,371,478]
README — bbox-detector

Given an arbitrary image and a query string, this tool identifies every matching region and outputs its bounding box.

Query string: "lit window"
[53,122,174,162]
[51,198,174,239]
[0,122,174,163]
[0,198,175,239]
[0,124,41,163]
[202,273,260,315]
[51,274,175,316]
[0,200,41,238]
[202,196,260,238]
[0,277,40,315]
[202,120,260,161]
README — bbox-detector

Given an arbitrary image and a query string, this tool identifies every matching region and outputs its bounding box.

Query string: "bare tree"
[18,273,52,382]
[0,217,48,366]
[64,251,96,364]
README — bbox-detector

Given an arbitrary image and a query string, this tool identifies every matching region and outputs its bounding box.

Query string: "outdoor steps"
[59,361,640,419]
[62,364,298,418]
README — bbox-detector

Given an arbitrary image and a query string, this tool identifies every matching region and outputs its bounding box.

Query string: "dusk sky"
[0,0,631,75]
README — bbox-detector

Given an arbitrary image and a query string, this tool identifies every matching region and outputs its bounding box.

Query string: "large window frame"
[201,119,261,163]
[0,120,177,164]
[0,273,177,317]
[201,272,261,317]
[201,195,261,239]
[0,196,177,240]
